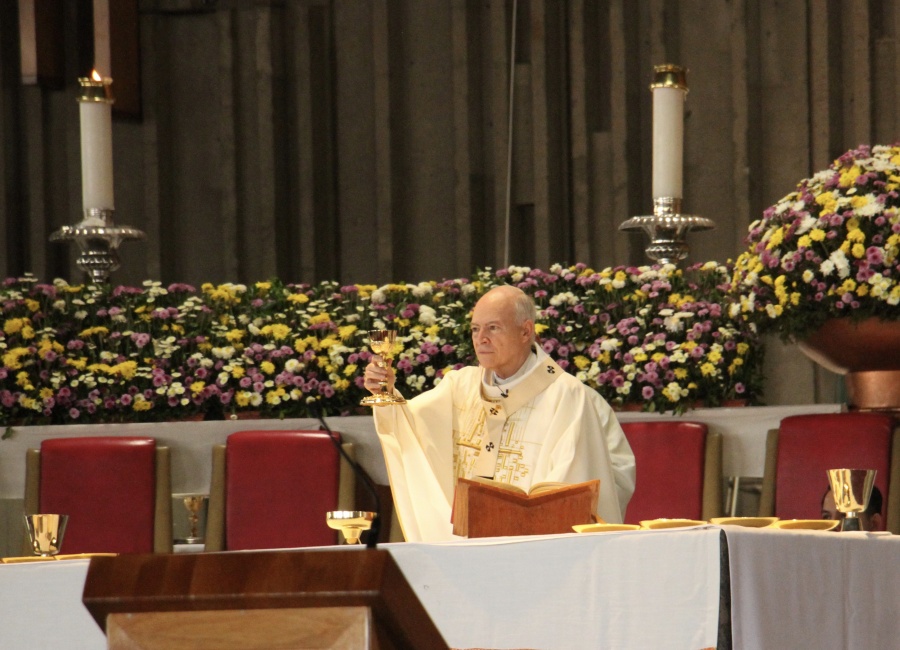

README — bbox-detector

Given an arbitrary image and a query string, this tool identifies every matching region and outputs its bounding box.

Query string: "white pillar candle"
[78,72,115,217]
[651,65,688,200]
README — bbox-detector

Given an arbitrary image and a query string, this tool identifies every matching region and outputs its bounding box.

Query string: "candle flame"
[91,69,102,82]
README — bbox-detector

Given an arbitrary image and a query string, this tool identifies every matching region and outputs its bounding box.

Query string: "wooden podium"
[82,548,448,649]
[452,478,600,538]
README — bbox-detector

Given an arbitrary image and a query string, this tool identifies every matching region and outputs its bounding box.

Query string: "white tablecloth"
[724,526,900,649]
[0,528,723,650]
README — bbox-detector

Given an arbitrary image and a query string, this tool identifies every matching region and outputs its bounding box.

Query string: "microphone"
[314,408,382,549]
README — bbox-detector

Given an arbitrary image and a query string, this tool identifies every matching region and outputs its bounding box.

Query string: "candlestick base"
[50,208,145,284]
[620,197,714,265]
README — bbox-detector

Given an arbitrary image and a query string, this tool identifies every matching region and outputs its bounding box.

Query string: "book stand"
[82,548,447,649]
[452,478,600,537]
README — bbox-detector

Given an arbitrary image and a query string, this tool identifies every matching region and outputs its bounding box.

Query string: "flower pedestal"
[798,318,900,411]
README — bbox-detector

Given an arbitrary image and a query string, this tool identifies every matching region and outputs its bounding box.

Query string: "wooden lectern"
[452,478,600,538]
[82,548,448,650]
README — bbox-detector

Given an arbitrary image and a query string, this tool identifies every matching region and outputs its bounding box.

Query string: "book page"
[527,481,569,495]
[466,476,527,495]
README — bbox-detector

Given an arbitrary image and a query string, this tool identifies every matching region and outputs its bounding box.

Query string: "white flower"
[418,305,437,326]
[371,289,387,304]
[412,282,433,298]
[829,249,850,278]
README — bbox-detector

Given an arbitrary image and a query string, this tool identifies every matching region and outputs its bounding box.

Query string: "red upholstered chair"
[23,437,173,554]
[204,429,356,551]
[758,412,899,533]
[621,421,723,524]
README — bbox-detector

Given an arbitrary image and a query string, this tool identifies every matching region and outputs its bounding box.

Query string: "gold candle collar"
[650,64,688,93]
[77,76,115,103]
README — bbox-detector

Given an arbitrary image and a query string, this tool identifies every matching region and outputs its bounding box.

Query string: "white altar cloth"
[724,526,900,649]
[0,528,723,650]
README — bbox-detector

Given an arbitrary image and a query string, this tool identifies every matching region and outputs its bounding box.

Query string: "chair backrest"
[758,412,896,531]
[621,421,722,524]
[24,436,172,554]
[205,429,352,551]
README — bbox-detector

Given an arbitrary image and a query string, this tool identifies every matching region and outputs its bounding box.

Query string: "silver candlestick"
[50,208,145,284]
[620,64,714,265]
[620,197,714,265]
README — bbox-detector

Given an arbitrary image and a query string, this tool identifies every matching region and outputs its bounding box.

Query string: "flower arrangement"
[731,144,900,341]
[0,262,762,428]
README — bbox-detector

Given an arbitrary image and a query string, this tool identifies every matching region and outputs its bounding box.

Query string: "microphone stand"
[315,409,382,549]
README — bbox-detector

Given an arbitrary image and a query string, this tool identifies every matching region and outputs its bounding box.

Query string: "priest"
[363,284,636,542]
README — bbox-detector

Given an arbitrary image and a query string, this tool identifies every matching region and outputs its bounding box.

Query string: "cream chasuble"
[374,348,636,542]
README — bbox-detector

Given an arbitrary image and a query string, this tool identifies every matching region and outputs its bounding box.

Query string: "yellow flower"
[674,368,688,379]
[255,281,272,294]
[2,348,29,370]
[113,361,138,380]
[68,358,87,371]
[231,366,245,379]
[809,229,826,242]
[534,323,549,335]
[838,165,861,188]
[190,381,206,395]
[700,363,717,376]
[132,396,152,411]
[260,361,275,375]
[3,318,26,335]
[344,363,358,376]
[287,293,309,304]
[851,243,865,258]
[261,324,291,341]
[79,326,110,338]
[235,391,252,407]
[338,325,358,340]
[573,355,590,370]
[25,299,39,312]
[225,329,245,342]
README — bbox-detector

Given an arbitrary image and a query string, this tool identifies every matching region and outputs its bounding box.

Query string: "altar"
[1,526,897,650]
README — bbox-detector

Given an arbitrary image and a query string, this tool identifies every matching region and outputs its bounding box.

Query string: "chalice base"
[360,392,406,407]
[839,514,862,532]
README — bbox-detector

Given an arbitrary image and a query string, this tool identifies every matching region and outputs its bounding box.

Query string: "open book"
[452,477,600,538]
[465,476,568,496]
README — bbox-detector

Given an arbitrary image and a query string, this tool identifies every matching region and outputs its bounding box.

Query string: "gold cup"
[827,468,876,532]
[24,514,68,557]
[326,510,378,545]
[360,329,406,406]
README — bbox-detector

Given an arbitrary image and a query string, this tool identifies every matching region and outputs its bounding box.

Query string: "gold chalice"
[326,510,378,545]
[182,495,206,543]
[360,329,406,406]
[24,514,68,557]
[827,468,876,532]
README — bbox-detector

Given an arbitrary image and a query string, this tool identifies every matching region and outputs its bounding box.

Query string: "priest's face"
[471,288,534,379]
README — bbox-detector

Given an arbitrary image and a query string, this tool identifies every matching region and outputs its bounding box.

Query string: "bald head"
[470,286,537,378]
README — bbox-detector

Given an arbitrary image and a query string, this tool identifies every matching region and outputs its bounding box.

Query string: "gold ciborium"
[24,514,68,557]
[326,510,378,545]
[360,329,406,406]
[827,468,876,532]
